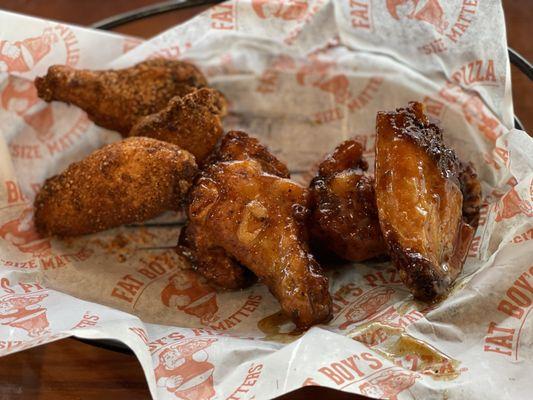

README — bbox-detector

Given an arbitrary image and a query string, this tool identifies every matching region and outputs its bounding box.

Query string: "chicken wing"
[308,139,386,261]
[34,59,207,135]
[34,137,197,237]
[178,130,292,289]
[129,88,226,164]
[178,223,257,290]
[179,131,332,328]
[211,130,290,178]
[375,102,478,301]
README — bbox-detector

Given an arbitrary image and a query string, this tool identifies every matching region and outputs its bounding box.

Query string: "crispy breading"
[34,59,207,135]
[375,102,478,301]
[129,88,226,164]
[34,137,197,237]
[309,140,386,261]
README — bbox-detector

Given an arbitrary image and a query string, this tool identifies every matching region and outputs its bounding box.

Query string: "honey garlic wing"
[129,88,226,164]
[308,140,386,262]
[34,59,207,135]
[178,213,256,290]
[375,102,477,301]
[181,159,332,329]
[34,137,197,237]
[178,130,292,290]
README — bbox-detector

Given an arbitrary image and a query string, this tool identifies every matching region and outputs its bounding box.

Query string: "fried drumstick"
[308,139,386,262]
[129,88,226,164]
[34,137,197,237]
[35,59,207,135]
[179,131,332,328]
[375,102,481,301]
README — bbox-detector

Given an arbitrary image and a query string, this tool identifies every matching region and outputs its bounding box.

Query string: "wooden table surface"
[0,1,531,400]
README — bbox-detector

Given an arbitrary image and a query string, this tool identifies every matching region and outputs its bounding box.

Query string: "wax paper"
[0,2,532,399]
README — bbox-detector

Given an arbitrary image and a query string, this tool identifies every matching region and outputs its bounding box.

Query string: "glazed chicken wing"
[34,137,197,237]
[179,131,332,328]
[211,130,290,178]
[178,130,291,289]
[34,59,207,135]
[375,102,479,301]
[129,88,226,164]
[308,139,386,261]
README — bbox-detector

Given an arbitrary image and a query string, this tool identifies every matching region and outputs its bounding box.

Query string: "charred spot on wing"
[308,139,386,262]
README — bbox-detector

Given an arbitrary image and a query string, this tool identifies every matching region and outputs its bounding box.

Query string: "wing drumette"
[34,137,197,237]
[179,131,332,328]
[375,102,479,301]
[35,59,207,135]
[308,139,386,261]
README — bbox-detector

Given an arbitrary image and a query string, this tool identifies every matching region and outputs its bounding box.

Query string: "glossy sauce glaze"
[308,139,386,262]
[257,310,303,343]
[179,131,332,329]
[375,102,478,301]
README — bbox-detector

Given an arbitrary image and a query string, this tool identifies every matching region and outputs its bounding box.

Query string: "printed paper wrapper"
[0,2,532,399]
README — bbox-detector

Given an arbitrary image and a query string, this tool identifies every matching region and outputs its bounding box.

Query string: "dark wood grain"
[0,1,530,399]
[503,0,533,131]
[0,338,150,400]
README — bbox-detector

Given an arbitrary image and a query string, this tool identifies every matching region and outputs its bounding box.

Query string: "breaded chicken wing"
[34,137,197,237]
[309,140,386,261]
[34,59,207,135]
[179,132,332,328]
[129,88,226,164]
[375,102,478,301]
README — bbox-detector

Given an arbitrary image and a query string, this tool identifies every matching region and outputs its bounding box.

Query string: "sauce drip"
[257,310,303,343]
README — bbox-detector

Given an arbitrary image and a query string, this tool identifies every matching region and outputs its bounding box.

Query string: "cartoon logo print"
[296,57,351,104]
[252,0,309,21]
[495,186,533,222]
[1,76,55,142]
[155,338,217,400]
[0,27,59,73]
[386,0,448,34]
[338,287,395,330]
[0,292,50,337]
[462,95,503,143]
[161,272,219,325]
[204,54,241,79]
[0,207,51,257]
[359,369,419,400]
